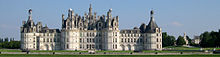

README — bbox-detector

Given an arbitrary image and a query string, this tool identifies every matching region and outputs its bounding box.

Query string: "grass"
[96,50,133,53]
[29,50,88,52]
[164,46,220,50]
[143,50,184,53]
[0,49,21,52]
[0,54,220,57]
[1,46,220,53]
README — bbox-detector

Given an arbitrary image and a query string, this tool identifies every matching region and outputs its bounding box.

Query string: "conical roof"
[145,10,158,33]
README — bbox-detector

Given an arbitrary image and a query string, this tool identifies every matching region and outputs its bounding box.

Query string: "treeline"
[162,32,194,47]
[163,30,220,48]
[0,38,20,49]
[200,30,220,47]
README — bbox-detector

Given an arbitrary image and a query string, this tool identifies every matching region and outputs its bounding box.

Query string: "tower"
[183,32,189,46]
[144,10,162,50]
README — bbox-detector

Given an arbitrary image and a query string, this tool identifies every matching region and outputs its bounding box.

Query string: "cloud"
[171,21,183,27]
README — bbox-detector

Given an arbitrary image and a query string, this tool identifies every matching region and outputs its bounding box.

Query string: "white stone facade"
[21,5,162,51]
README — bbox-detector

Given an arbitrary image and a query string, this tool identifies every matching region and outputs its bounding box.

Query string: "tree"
[0,38,3,43]
[162,32,176,47]
[199,29,220,47]
[176,36,186,46]
[200,31,217,47]
[4,37,9,42]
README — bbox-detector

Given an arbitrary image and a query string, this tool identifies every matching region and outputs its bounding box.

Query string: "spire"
[68,8,72,18]
[89,4,92,17]
[145,10,158,33]
[150,10,154,21]
[28,9,32,21]
[27,9,34,27]
[107,8,112,19]
[184,32,186,37]
[62,14,64,20]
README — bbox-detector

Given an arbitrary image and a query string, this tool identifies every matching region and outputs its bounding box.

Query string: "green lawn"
[142,50,201,53]
[0,49,21,52]
[96,50,133,53]
[1,46,220,53]
[0,54,220,57]
[29,50,88,52]
[164,46,220,50]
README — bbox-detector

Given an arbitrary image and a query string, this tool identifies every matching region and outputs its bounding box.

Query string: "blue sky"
[0,0,220,40]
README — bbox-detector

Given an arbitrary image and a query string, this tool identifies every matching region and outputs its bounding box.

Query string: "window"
[80,38,82,43]
[50,38,52,42]
[121,38,123,42]
[86,44,89,49]
[112,38,114,42]
[43,38,45,42]
[98,23,101,26]
[87,38,89,42]
[33,38,35,42]
[134,38,136,42]
[157,38,159,42]
[113,44,114,49]
[87,33,89,37]
[80,44,82,49]
[115,38,117,42]
[128,38,130,42]
[125,38,127,42]
[67,38,69,42]
[115,44,117,49]
[47,38,49,42]
[92,44,95,49]
[115,32,117,36]
[157,44,159,48]
[66,44,69,49]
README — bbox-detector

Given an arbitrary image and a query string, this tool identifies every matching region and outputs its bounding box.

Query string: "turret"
[27,9,34,27]
[116,16,119,22]
[107,8,112,20]
[145,10,158,33]
[68,8,72,18]
[36,22,42,32]
[62,14,65,28]
[28,9,32,21]
[71,9,74,19]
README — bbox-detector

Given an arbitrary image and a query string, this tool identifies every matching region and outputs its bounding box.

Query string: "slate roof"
[145,17,158,33]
